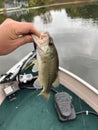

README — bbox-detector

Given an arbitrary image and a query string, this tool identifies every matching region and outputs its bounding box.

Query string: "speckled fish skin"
[36,33,59,99]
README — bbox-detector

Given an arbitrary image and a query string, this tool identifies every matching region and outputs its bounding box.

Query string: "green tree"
[0,1,4,8]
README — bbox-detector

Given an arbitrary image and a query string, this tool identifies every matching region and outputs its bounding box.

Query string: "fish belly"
[38,56,58,99]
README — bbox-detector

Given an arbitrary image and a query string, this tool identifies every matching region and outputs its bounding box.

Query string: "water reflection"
[0,2,98,90]
[40,12,52,24]
[4,0,28,8]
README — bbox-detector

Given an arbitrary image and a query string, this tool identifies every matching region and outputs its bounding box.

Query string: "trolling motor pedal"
[54,92,76,122]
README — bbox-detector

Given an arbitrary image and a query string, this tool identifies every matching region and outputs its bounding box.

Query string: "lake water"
[0,1,98,90]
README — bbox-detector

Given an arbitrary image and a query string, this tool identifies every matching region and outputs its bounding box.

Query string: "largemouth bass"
[33,32,59,99]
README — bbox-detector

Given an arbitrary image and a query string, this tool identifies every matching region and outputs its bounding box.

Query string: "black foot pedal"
[55,92,76,122]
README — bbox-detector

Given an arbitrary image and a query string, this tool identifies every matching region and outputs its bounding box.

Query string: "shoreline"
[0,0,98,13]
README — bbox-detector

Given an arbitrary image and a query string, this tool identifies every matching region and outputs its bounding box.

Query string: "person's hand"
[0,18,41,55]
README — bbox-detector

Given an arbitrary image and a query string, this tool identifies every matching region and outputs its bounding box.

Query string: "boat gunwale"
[59,67,98,113]
[59,67,98,95]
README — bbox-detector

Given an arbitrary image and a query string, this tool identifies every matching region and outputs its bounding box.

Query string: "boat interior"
[0,52,98,130]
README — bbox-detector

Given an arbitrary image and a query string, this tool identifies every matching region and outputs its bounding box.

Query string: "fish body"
[33,32,59,99]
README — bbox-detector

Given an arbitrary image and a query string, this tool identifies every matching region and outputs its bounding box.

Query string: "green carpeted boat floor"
[0,84,98,130]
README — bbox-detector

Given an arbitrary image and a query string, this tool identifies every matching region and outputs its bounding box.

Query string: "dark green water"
[0,1,98,90]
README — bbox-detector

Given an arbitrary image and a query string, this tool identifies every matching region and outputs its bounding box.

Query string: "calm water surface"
[0,2,98,89]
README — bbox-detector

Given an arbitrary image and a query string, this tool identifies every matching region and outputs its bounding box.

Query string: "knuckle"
[5,18,13,22]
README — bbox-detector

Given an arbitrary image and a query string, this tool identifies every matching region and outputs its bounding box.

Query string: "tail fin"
[38,91,50,100]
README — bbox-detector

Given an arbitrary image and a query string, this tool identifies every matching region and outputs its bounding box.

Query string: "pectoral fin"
[32,59,39,72]
[33,78,42,89]
[52,75,59,88]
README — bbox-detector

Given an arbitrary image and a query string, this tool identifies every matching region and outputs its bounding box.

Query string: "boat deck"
[0,84,98,130]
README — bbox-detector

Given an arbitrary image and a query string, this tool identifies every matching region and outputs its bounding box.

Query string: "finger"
[15,22,41,38]
[16,35,44,52]
[1,35,33,54]
[14,35,33,47]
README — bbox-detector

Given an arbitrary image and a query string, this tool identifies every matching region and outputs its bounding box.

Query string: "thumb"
[15,35,33,47]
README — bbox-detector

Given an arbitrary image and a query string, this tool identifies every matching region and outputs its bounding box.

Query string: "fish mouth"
[32,32,49,47]
[32,32,54,54]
